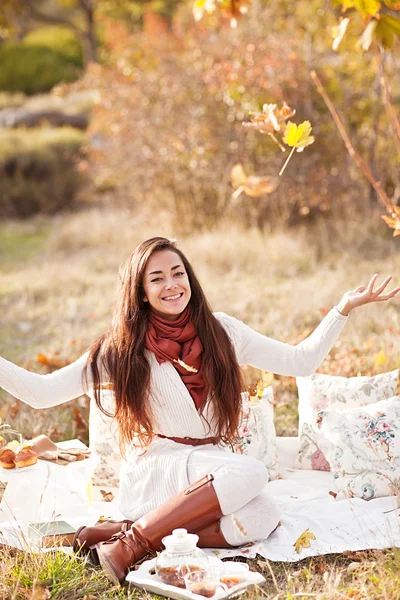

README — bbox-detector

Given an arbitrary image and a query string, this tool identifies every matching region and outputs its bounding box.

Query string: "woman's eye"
[151,277,162,282]
[176,271,185,276]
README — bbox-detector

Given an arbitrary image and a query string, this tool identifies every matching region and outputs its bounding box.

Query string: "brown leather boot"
[73,519,133,564]
[196,519,232,549]
[97,474,224,585]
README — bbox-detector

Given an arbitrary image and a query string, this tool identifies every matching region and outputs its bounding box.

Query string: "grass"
[0,206,400,598]
[1,544,400,599]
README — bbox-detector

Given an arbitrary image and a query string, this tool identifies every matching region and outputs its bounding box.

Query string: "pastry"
[0,448,16,469]
[14,447,38,468]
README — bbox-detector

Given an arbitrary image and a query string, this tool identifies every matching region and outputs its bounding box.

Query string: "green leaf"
[376,14,400,48]
[283,121,315,152]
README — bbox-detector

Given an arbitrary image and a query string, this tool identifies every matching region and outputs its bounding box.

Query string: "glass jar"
[155,528,209,589]
[0,424,22,451]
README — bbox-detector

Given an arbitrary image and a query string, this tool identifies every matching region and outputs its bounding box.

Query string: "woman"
[0,237,398,585]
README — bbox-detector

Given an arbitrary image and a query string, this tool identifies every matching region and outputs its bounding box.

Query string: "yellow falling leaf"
[374,351,388,368]
[382,206,400,237]
[293,528,316,554]
[173,358,198,373]
[230,164,279,199]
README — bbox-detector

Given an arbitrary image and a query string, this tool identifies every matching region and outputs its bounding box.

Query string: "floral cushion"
[316,396,400,500]
[295,370,399,471]
[233,386,280,480]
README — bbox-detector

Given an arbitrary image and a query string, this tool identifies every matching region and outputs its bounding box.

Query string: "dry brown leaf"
[230,164,278,199]
[19,584,51,600]
[100,489,115,502]
[242,102,295,134]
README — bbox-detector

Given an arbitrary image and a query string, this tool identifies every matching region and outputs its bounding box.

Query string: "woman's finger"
[367,273,379,293]
[375,287,400,301]
[373,275,392,296]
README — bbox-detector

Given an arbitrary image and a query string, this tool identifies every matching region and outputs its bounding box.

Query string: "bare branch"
[376,46,400,160]
[310,69,394,213]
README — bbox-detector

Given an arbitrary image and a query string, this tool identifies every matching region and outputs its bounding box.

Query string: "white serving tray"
[125,556,265,600]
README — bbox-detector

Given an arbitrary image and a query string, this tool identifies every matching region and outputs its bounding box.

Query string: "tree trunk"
[78,0,96,65]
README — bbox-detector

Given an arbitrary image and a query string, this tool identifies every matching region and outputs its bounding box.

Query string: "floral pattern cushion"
[316,396,400,500]
[233,386,280,480]
[295,370,399,471]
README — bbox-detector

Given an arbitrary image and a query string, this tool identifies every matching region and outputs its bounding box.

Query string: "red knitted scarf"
[145,307,208,411]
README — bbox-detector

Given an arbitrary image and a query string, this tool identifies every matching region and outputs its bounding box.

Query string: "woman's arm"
[217,274,399,377]
[218,308,347,377]
[0,352,93,409]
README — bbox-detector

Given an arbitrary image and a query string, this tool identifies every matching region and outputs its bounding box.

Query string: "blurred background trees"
[0,0,399,244]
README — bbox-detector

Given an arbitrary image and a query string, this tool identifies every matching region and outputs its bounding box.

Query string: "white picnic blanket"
[1,437,400,561]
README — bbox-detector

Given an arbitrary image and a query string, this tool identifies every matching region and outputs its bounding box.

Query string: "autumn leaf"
[338,0,381,18]
[374,351,388,367]
[293,528,316,554]
[242,102,295,135]
[357,19,378,50]
[37,353,66,369]
[173,358,198,373]
[193,0,216,21]
[18,584,51,600]
[100,489,115,502]
[230,164,278,199]
[332,17,350,50]
[382,205,400,237]
[283,121,315,152]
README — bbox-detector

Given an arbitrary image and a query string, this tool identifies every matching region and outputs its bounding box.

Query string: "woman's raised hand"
[336,274,400,316]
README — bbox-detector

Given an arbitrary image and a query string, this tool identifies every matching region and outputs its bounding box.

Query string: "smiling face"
[142,250,192,321]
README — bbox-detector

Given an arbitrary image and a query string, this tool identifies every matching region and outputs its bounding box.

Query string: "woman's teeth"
[163,293,182,301]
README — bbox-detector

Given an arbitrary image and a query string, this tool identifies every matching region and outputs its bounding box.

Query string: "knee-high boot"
[196,519,232,549]
[96,474,227,584]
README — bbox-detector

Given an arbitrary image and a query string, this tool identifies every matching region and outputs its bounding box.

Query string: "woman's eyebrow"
[148,265,182,276]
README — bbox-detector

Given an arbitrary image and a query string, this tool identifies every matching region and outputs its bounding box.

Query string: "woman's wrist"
[336,298,352,317]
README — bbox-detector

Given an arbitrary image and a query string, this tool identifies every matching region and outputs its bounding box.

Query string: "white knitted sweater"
[0,309,347,518]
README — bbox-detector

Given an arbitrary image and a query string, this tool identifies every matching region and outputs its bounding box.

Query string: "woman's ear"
[143,295,148,302]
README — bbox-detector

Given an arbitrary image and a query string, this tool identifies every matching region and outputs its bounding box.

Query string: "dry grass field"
[1,205,400,599]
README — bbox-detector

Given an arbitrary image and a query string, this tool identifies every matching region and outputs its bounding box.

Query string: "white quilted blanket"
[1,437,400,561]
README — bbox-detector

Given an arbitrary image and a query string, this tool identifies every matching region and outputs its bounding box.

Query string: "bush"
[0,43,80,95]
[0,127,86,218]
[23,26,83,67]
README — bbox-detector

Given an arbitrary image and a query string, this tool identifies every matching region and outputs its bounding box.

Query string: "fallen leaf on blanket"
[100,489,115,502]
[172,358,198,373]
[293,529,316,554]
[19,583,51,600]
[329,490,338,498]
[97,515,113,522]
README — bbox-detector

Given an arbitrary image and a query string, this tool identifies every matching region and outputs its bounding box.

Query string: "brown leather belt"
[156,434,218,446]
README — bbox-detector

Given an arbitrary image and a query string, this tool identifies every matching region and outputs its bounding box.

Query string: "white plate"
[125,557,265,600]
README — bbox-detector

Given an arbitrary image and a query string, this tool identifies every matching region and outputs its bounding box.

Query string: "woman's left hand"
[337,274,400,316]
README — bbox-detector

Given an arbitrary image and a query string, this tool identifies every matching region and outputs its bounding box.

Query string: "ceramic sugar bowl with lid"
[155,528,209,588]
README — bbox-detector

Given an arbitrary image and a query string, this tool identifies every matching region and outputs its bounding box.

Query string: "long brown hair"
[84,237,244,451]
